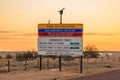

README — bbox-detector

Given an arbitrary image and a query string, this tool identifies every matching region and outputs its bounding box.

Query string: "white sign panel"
[38,37,82,51]
[38,37,83,55]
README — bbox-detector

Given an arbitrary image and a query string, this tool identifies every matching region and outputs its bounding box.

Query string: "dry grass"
[0,54,120,80]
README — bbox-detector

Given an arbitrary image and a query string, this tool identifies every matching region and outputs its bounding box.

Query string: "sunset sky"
[0,0,120,51]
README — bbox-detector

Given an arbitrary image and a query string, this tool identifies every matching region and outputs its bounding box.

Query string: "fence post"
[37,58,39,69]
[47,56,49,69]
[118,57,120,61]
[8,60,10,72]
[101,57,103,61]
[25,60,27,70]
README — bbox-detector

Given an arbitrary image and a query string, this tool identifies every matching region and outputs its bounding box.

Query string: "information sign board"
[38,24,83,56]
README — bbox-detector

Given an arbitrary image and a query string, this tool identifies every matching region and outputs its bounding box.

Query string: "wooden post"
[8,60,10,72]
[113,55,115,62]
[101,57,103,61]
[95,58,97,62]
[59,56,62,71]
[37,58,39,69]
[69,56,71,65]
[87,58,89,63]
[25,60,27,70]
[107,56,110,60]
[47,56,49,69]
[118,57,120,61]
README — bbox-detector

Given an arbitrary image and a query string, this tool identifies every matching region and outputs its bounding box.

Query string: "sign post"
[59,56,62,71]
[80,56,83,73]
[58,8,65,24]
[39,55,42,70]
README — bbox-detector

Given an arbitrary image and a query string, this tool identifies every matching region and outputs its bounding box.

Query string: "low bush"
[6,54,13,59]
[16,51,37,61]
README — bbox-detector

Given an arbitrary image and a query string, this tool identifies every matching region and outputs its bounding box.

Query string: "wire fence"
[0,55,120,73]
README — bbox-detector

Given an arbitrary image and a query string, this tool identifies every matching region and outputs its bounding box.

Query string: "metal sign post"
[58,8,65,70]
[80,56,83,73]
[39,55,42,70]
[59,56,62,71]
[58,8,65,24]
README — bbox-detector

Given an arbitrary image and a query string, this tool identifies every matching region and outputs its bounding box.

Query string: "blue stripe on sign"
[38,29,83,32]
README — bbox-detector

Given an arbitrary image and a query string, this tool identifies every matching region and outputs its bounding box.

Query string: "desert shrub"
[16,53,25,61]
[83,44,99,58]
[24,51,36,60]
[16,51,37,61]
[6,54,13,59]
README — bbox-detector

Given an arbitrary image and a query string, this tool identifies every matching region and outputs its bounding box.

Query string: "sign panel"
[38,24,83,56]
[38,37,82,51]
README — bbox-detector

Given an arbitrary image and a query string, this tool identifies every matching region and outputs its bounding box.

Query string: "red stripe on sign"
[72,33,83,36]
[38,33,48,36]
[38,32,82,37]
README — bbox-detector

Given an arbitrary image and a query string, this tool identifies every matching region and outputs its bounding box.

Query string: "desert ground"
[0,52,120,80]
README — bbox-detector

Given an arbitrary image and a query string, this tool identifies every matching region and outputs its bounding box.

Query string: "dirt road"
[70,70,120,80]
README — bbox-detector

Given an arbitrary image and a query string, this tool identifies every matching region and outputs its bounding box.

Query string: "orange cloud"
[0,31,37,40]
[16,33,37,36]
[0,31,37,36]
[84,33,120,36]
[0,31,16,33]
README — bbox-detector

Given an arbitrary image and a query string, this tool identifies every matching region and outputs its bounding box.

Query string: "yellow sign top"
[38,24,83,29]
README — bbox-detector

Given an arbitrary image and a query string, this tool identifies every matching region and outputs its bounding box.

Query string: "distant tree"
[6,54,13,59]
[83,44,99,58]
[23,51,36,60]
